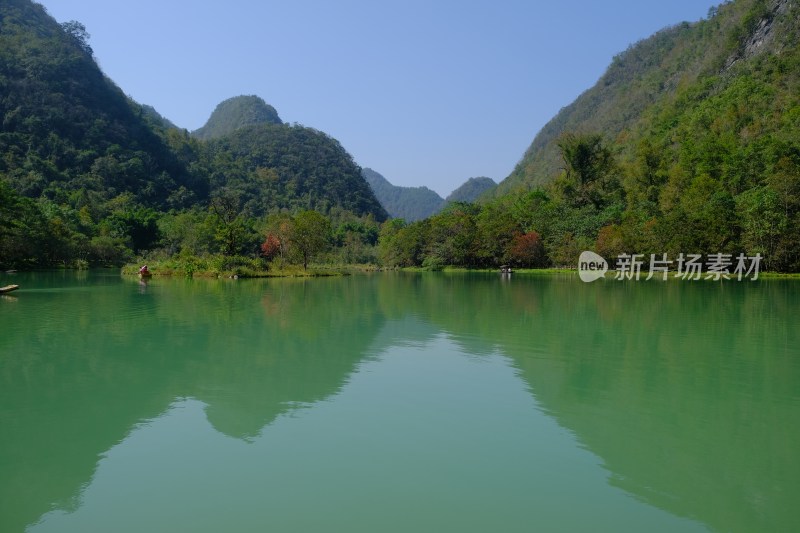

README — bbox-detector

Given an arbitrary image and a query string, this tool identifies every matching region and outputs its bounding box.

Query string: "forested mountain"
[362,168,444,222]
[445,177,496,204]
[192,95,282,140]
[362,170,498,222]
[380,0,800,272]
[0,0,206,209]
[497,0,798,194]
[206,125,387,219]
[0,0,386,269]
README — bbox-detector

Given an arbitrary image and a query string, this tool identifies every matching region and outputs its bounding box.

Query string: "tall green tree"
[473,202,520,267]
[556,133,620,210]
[288,210,332,269]
[424,202,479,267]
[210,189,254,257]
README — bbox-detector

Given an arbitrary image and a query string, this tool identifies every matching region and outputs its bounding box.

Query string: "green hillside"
[362,168,444,222]
[379,0,800,272]
[0,0,386,269]
[0,0,206,208]
[192,95,282,140]
[445,177,496,204]
[497,0,799,194]
[206,125,387,219]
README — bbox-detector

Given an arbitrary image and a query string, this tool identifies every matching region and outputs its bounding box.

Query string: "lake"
[1,271,798,532]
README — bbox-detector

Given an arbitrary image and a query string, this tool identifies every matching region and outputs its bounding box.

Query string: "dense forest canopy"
[0,0,206,210]
[205,124,387,219]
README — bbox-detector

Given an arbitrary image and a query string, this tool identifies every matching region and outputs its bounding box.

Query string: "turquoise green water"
[0,271,798,532]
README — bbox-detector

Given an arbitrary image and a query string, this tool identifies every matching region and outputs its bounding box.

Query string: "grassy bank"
[122,255,355,278]
[121,256,800,280]
[395,266,577,274]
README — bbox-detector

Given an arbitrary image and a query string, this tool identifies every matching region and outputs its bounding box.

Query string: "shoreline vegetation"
[119,258,368,279]
[5,258,799,279]
[114,260,800,279]
[119,263,579,279]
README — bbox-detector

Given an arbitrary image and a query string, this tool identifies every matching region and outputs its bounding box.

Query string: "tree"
[260,233,282,261]
[474,202,521,267]
[210,189,252,256]
[378,219,427,267]
[511,188,551,232]
[158,209,217,256]
[0,180,21,244]
[107,205,161,253]
[550,233,593,268]
[288,210,331,269]
[89,235,129,264]
[424,202,479,267]
[60,20,93,56]
[556,133,619,209]
[736,187,787,271]
[509,231,546,267]
[624,138,667,214]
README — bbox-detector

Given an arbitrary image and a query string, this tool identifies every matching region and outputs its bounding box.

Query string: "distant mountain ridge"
[362,168,444,222]
[362,170,498,221]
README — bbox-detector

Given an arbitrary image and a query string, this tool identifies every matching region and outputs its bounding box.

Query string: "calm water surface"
[0,271,798,532]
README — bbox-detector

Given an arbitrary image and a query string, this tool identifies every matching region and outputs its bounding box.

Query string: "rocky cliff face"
[726,0,793,69]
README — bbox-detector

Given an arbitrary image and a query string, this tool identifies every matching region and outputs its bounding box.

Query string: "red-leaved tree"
[508,231,546,267]
[260,233,282,261]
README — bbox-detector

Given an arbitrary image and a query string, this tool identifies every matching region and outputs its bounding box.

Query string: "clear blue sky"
[38,0,719,197]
